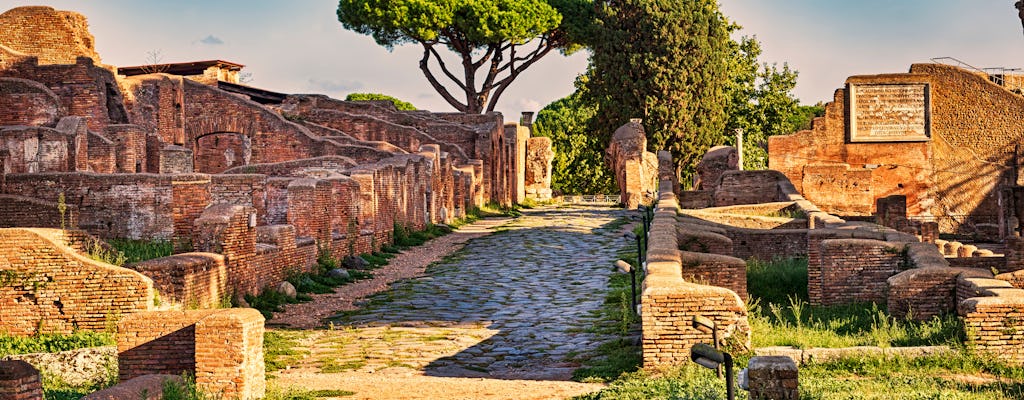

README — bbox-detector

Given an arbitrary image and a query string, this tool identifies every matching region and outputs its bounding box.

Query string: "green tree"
[585,0,732,181]
[533,76,615,195]
[337,0,593,113]
[345,92,418,110]
[722,36,823,170]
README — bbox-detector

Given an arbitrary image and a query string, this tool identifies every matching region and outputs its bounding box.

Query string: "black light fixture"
[690,343,735,400]
[692,315,720,378]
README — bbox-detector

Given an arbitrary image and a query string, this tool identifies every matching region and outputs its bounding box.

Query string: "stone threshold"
[754,345,953,365]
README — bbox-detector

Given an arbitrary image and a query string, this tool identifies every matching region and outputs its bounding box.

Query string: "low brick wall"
[680,209,807,230]
[958,287,1024,364]
[130,253,227,309]
[679,251,748,301]
[641,193,750,367]
[948,255,1007,273]
[887,267,991,320]
[0,360,43,400]
[0,228,153,335]
[728,228,807,261]
[676,225,732,256]
[814,238,904,305]
[118,308,265,399]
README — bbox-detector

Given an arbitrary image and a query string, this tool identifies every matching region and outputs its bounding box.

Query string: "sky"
[5,1,1024,117]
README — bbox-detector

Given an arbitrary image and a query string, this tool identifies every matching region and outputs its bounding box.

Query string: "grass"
[571,224,643,383]
[576,255,1024,399]
[0,331,114,357]
[107,238,174,264]
[747,258,963,349]
[247,251,373,319]
[264,330,312,372]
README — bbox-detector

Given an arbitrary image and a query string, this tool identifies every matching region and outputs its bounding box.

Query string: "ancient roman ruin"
[4,4,1024,400]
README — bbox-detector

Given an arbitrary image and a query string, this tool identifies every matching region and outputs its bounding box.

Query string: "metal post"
[725,352,735,400]
[632,233,642,315]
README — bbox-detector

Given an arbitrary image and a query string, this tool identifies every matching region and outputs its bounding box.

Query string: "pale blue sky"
[5,1,1024,117]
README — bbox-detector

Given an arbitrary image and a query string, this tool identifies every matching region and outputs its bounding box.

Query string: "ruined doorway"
[194,132,250,174]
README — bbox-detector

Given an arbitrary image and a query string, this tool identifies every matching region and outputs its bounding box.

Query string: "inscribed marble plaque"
[849,83,930,142]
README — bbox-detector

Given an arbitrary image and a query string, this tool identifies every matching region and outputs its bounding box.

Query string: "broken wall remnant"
[607,120,657,209]
[525,136,554,201]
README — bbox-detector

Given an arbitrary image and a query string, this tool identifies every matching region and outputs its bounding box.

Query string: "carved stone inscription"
[850,83,930,142]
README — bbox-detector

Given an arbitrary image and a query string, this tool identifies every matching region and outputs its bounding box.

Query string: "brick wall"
[679,251,748,301]
[676,225,733,256]
[712,170,788,207]
[641,192,750,367]
[0,194,78,229]
[0,228,153,335]
[0,126,75,173]
[129,253,227,309]
[0,6,102,65]
[607,121,657,209]
[770,64,1024,234]
[958,289,1024,365]
[887,266,991,320]
[118,308,265,399]
[0,77,63,126]
[0,360,43,400]
[811,237,904,306]
[728,229,808,262]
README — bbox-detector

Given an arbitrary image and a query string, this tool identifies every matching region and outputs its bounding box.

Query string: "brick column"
[195,308,265,400]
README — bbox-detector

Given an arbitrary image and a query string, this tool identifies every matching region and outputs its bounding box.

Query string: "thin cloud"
[197,35,224,45]
[308,78,363,93]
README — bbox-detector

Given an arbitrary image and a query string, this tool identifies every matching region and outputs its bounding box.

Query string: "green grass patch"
[264,330,311,372]
[248,251,374,319]
[747,257,963,349]
[320,358,366,373]
[0,331,114,357]
[107,238,174,264]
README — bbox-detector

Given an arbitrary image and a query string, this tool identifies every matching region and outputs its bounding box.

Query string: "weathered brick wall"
[82,374,182,400]
[0,6,102,65]
[121,74,186,146]
[0,228,153,335]
[810,236,904,306]
[0,360,43,400]
[695,145,737,191]
[887,266,991,320]
[171,174,212,250]
[679,251,748,301]
[129,253,227,309]
[221,155,357,177]
[0,77,63,126]
[87,131,116,173]
[770,64,1024,234]
[1003,237,1024,274]
[118,308,265,399]
[0,126,75,173]
[713,170,788,207]
[1,57,127,132]
[210,174,267,223]
[958,289,1024,365]
[641,192,750,367]
[195,132,249,174]
[193,205,259,295]
[0,194,78,229]
[676,225,733,256]
[727,229,808,261]
[3,173,175,240]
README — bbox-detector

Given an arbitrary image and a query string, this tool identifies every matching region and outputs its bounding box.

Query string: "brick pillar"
[195,308,265,400]
[0,360,43,400]
[747,356,798,400]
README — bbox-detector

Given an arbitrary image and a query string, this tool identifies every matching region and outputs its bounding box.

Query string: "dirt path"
[268,206,631,399]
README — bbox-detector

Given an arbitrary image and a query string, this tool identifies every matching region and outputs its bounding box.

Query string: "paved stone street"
[293,204,633,381]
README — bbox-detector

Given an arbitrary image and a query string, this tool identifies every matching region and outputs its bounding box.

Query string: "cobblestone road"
[299,204,633,381]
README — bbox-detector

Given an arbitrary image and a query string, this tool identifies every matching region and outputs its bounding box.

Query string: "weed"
[107,238,174,264]
[0,331,114,357]
[264,330,311,372]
